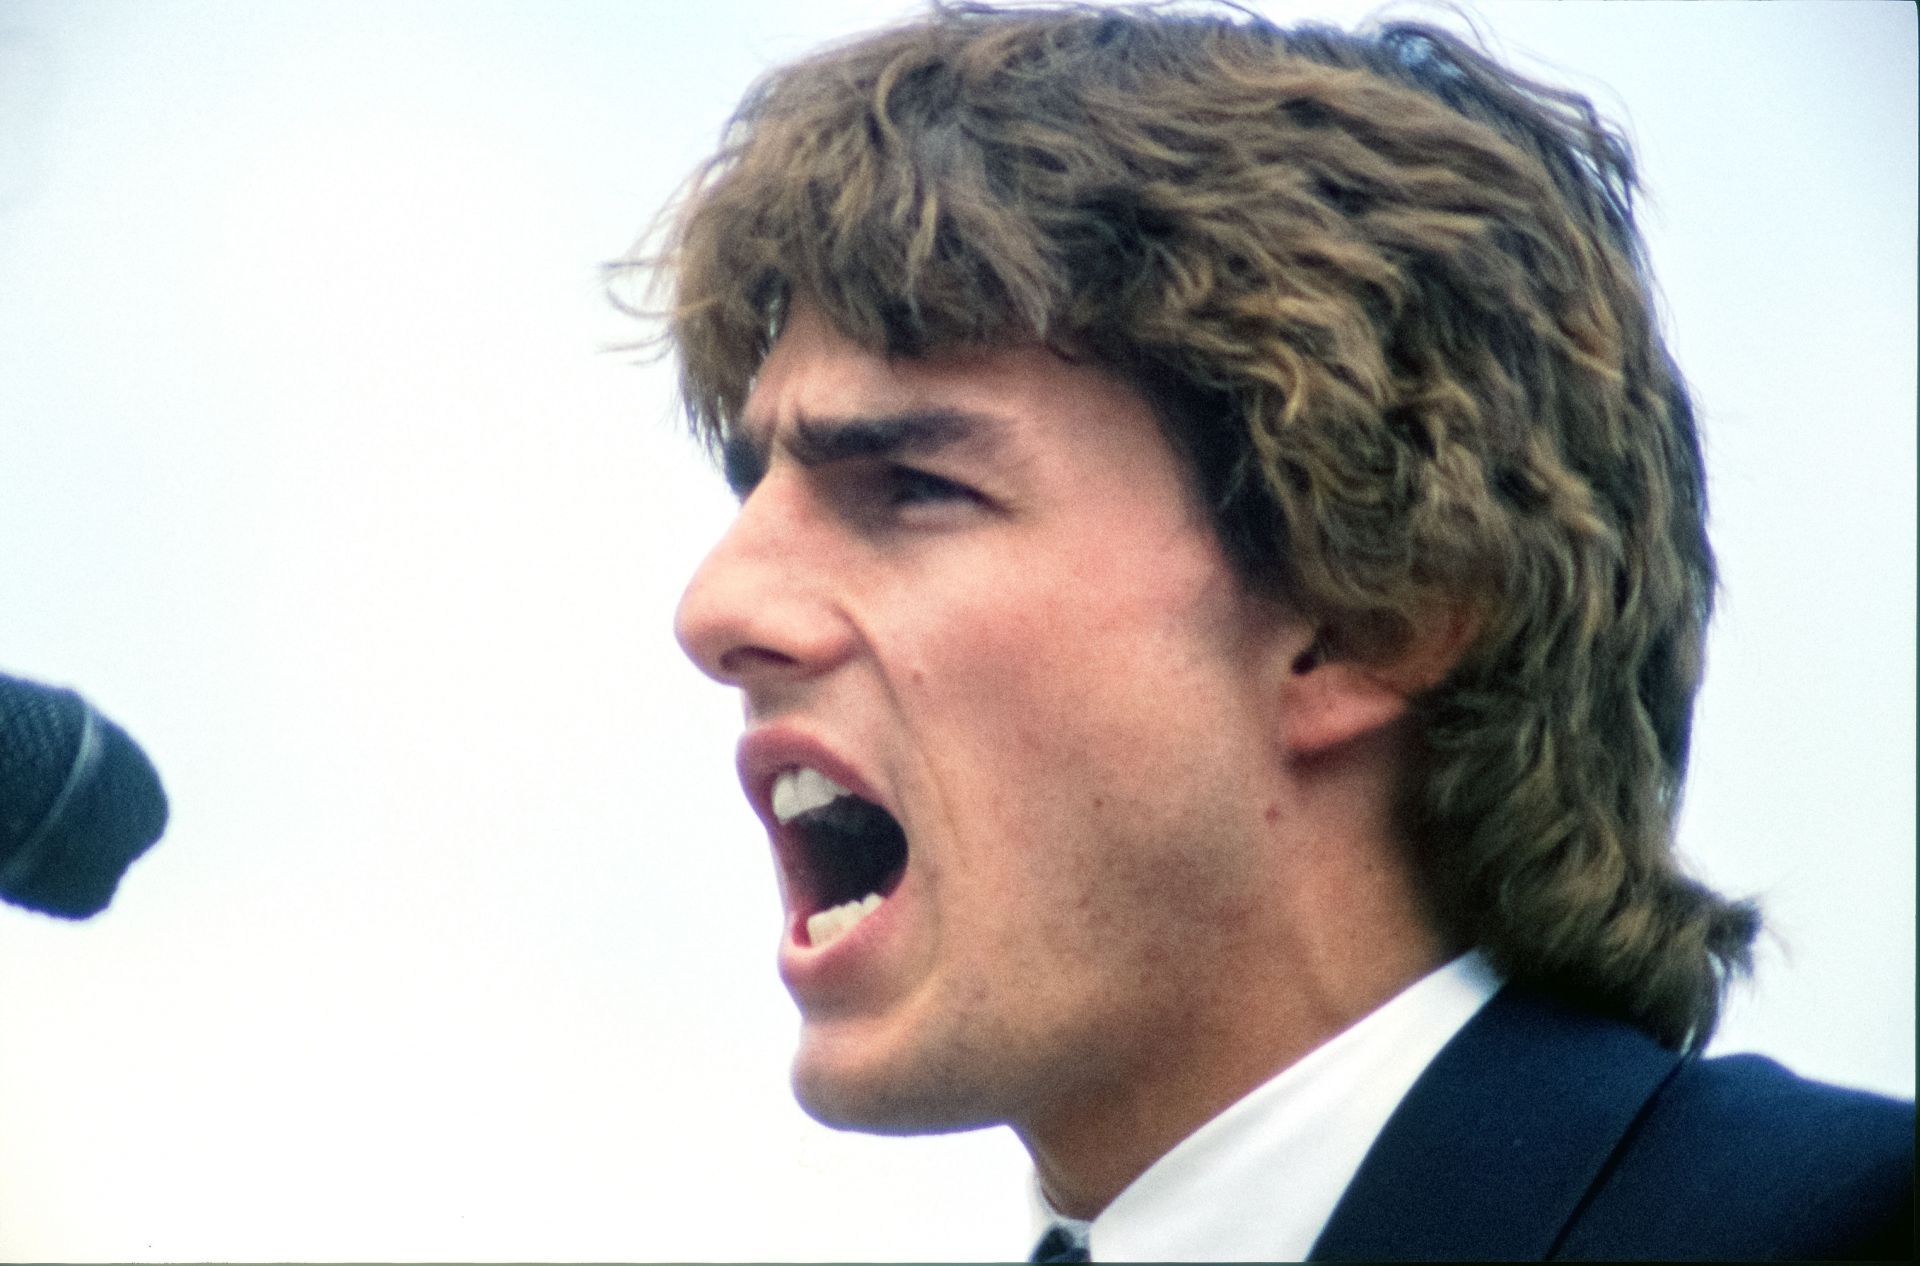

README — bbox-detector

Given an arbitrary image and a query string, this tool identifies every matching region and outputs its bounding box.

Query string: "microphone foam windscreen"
[0,677,168,918]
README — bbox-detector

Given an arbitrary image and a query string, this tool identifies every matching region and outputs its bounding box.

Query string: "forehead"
[735,304,1174,471]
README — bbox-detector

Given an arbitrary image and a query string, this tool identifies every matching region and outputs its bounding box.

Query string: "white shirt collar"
[1027,951,1503,1262]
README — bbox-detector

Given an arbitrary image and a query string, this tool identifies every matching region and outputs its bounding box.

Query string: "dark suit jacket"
[1309,986,1915,1261]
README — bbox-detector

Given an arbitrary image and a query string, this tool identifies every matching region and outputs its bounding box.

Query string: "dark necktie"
[1031,1224,1091,1263]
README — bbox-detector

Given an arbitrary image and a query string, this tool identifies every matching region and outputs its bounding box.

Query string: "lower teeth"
[807,892,883,948]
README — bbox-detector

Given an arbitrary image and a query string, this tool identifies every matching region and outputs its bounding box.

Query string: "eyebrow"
[720,408,1000,497]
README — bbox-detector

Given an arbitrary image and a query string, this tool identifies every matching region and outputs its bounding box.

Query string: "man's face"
[675,303,1295,1139]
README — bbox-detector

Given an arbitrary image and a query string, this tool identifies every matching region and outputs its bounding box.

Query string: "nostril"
[717,644,803,680]
[673,548,766,684]
[672,589,732,682]
[677,576,837,688]
[673,517,853,687]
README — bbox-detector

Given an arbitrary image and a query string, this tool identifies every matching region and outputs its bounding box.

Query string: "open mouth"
[774,768,908,948]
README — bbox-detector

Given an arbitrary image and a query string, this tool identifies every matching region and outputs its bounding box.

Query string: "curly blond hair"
[617,1,1759,1049]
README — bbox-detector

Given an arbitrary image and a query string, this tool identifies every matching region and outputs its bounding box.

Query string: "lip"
[734,725,907,966]
[778,875,908,1003]
[735,725,893,837]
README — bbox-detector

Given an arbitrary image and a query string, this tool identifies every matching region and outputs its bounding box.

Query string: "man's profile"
[619,2,1915,1258]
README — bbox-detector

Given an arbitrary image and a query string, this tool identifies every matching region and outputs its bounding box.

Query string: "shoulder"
[1560,1050,1915,1260]
[1312,986,1914,1261]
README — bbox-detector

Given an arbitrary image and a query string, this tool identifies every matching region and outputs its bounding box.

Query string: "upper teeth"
[772,767,851,824]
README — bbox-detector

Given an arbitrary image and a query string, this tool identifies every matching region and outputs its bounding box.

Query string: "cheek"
[894,586,1122,781]
[885,554,1084,703]
[902,534,1254,743]
[878,555,1271,1002]
[886,553,1256,824]
[901,607,1094,836]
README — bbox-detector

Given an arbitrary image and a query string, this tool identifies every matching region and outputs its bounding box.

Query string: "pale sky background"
[0,0,1912,1260]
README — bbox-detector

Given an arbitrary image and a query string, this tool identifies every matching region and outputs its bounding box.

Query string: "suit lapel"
[1309,985,1683,1261]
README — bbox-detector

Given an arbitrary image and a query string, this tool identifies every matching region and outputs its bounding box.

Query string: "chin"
[791,1039,1004,1137]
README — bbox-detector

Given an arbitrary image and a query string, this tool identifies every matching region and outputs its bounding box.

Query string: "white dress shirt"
[1027,952,1503,1262]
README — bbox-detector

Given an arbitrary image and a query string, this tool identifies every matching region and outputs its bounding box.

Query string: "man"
[630,2,1914,1258]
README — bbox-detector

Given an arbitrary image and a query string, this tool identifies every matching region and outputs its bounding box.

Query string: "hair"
[615,0,1760,1050]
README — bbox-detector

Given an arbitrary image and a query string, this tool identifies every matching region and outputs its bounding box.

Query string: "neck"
[1022,744,1456,1221]
[1022,928,1453,1220]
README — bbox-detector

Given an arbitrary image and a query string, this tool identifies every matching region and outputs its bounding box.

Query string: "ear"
[1277,605,1481,759]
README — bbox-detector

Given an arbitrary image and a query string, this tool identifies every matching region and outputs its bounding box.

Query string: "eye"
[886,465,976,508]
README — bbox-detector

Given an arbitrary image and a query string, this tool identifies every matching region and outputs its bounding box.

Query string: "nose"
[674,481,853,691]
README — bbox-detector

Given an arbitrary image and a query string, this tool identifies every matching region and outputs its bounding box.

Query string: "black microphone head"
[0,673,168,918]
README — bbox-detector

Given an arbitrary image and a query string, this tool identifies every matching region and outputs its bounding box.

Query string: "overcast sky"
[0,1,1913,1260]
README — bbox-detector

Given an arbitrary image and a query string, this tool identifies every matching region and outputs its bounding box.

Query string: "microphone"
[0,671,169,918]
